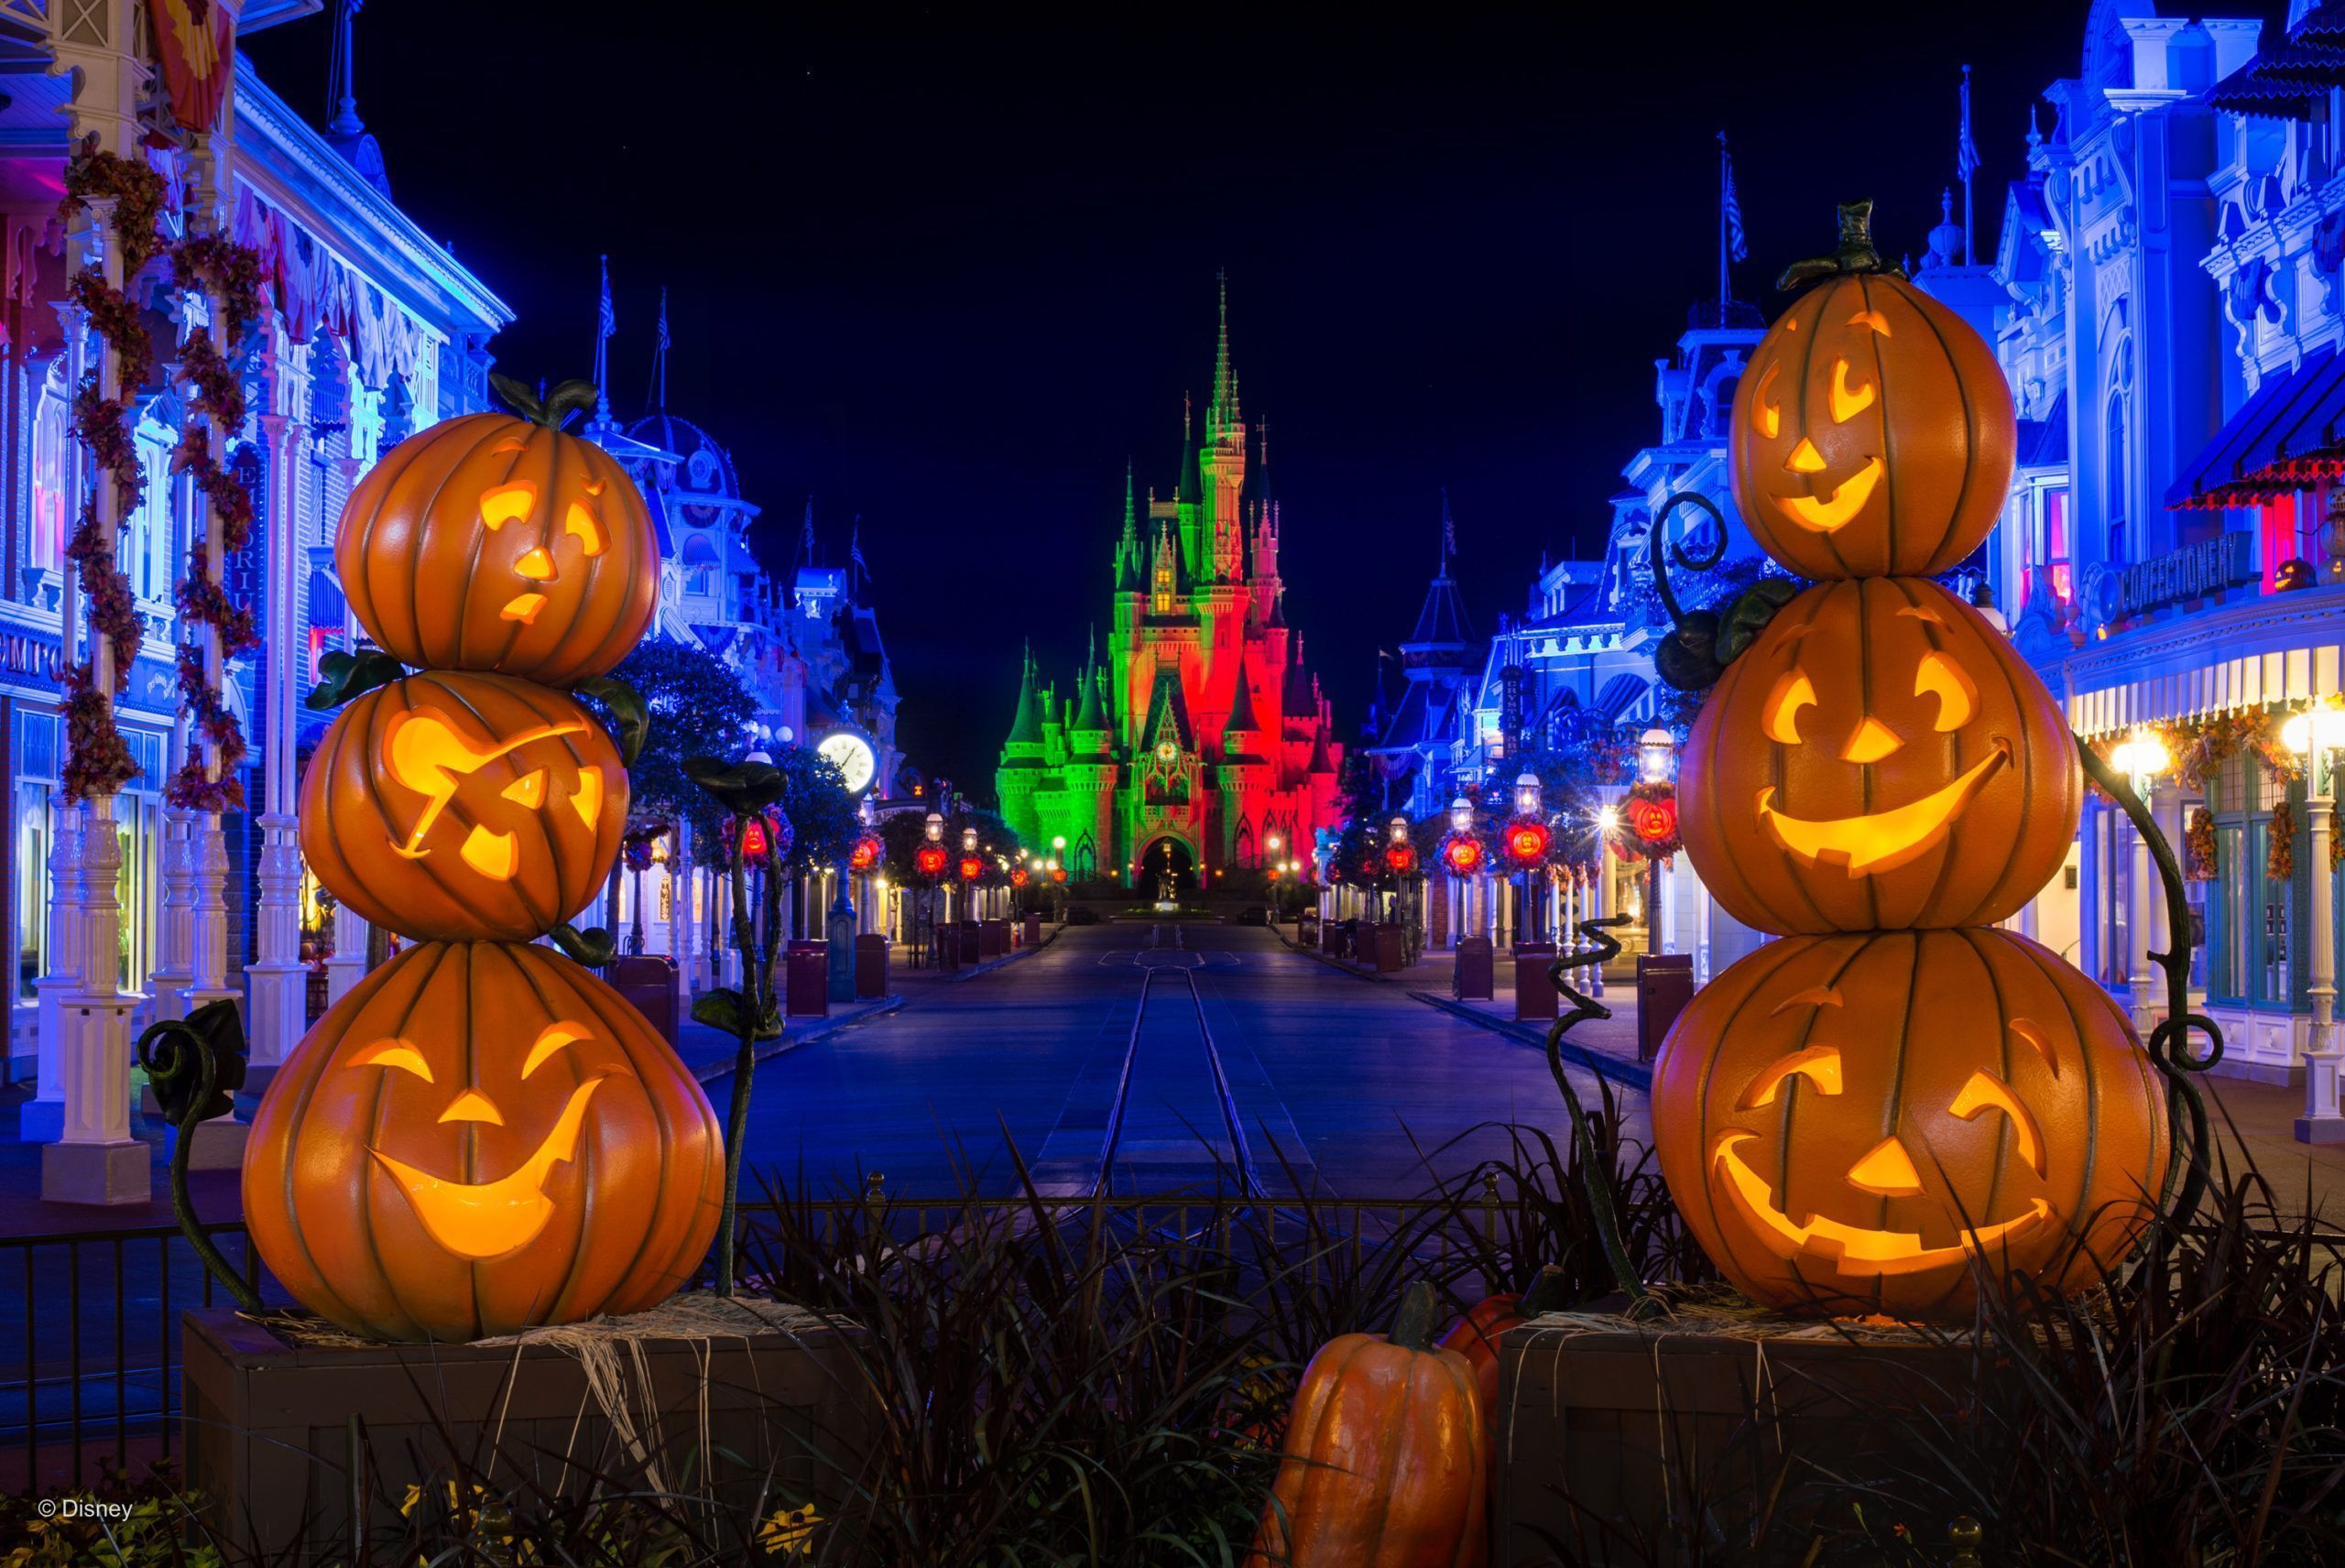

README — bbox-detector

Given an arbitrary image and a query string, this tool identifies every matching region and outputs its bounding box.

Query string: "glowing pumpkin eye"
[1950,1069,2045,1176]
[502,768,548,810]
[1914,651,1977,732]
[1750,361,1782,440]
[1739,1044,1842,1110]
[522,1023,590,1078]
[480,484,535,531]
[352,1040,435,1082]
[571,767,605,831]
[1763,668,1818,744]
[1828,358,1875,423]
[1847,308,1892,337]
[565,503,607,557]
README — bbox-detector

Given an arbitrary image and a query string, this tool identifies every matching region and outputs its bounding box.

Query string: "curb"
[691,993,907,1084]
[948,930,1062,983]
[1407,990,1652,1092]
[1269,926,1389,982]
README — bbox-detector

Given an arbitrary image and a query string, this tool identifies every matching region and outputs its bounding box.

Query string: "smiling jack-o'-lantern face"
[1652,929,2167,1320]
[336,410,659,683]
[1679,578,2077,932]
[1729,271,2014,580]
[300,671,628,942]
[243,940,725,1342]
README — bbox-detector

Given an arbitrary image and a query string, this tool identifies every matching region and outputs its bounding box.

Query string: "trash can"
[1023,914,1042,947]
[609,955,679,1044]
[1513,941,1559,1022]
[1297,910,1319,947]
[981,919,1009,958]
[856,933,889,999]
[1637,953,1696,1062]
[1372,924,1405,973]
[958,920,983,965]
[785,940,829,1018]
[1453,936,1494,1001]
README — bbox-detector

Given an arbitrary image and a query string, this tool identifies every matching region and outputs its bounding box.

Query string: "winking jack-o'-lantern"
[1728,204,2014,581]
[300,670,628,942]
[1652,927,2167,1320]
[335,380,659,685]
[244,940,725,1342]
[1677,577,2078,932]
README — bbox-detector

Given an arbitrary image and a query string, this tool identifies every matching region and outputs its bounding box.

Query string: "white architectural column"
[149,800,195,1026]
[245,408,308,1075]
[2297,739,2342,1142]
[2127,818,2158,1029]
[21,804,83,1141]
[324,899,368,1007]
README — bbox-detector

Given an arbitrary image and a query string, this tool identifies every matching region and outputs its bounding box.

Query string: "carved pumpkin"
[1679,578,2077,932]
[336,404,658,683]
[1247,1281,1489,1568]
[1652,929,2167,1321]
[1729,267,2013,580]
[300,671,628,943]
[244,940,725,1342]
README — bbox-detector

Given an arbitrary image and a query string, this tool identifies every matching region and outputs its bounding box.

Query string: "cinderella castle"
[996,282,1346,890]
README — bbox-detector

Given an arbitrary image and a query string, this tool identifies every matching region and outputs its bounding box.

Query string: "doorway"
[1141,837,1196,898]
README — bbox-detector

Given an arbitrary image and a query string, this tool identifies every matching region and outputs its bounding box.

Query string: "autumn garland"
[162,234,267,811]
[55,141,169,803]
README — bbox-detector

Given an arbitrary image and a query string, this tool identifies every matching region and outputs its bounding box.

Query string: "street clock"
[817,729,878,796]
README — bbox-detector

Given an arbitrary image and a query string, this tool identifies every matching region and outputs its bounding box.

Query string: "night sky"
[245,4,2281,795]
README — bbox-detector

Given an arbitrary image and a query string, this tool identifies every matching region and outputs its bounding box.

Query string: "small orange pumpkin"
[336,380,658,683]
[1678,578,2077,932]
[1247,1281,1489,1568]
[1729,205,2014,580]
[1437,1265,1567,1439]
[300,670,627,942]
[1652,928,2168,1321]
[244,940,725,1341]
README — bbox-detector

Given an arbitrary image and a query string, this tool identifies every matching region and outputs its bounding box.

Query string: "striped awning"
[2067,641,2345,737]
[2165,343,2345,509]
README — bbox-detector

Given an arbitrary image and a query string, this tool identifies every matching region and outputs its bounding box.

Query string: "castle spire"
[1007,641,1042,746]
[1224,656,1260,736]
[1209,269,1233,440]
[1178,393,1196,503]
[1074,630,1107,734]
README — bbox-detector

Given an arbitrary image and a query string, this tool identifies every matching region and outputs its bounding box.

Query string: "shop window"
[2251,819,2293,1007]
[2210,822,2247,1003]
[2103,394,2129,563]
[2038,485,2071,605]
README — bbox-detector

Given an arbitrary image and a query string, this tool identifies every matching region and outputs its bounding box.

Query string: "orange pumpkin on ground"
[244,940,725,1342]
[1437,1265,1569,1439]
[1248,1281,1489,1568]
[335,385,658,683]
[300,670,627,942]
[1729,237,2014,580]
[1677,577,2078,933]
[1651,929,2168,1321]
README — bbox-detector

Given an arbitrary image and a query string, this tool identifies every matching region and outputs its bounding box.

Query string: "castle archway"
[1140,835,1196,898]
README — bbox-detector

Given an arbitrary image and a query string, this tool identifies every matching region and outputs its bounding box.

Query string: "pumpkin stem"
[1775,199,1908,291]
[1518,1263,1569,1318]
[1389,1280,1440,1352]
[487,372,603,430]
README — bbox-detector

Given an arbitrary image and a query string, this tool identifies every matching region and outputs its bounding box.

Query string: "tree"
[769,743,858,876]
[596,639,755,844]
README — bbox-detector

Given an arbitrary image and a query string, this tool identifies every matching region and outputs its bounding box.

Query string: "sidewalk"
[1269,924,1649,1089]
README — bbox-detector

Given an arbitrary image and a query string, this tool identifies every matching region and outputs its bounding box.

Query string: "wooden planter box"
[183,1302,870,1562]
[1496,1313,2001,1564]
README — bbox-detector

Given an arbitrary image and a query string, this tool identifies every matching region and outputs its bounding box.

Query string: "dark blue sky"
[246,4,2267,793]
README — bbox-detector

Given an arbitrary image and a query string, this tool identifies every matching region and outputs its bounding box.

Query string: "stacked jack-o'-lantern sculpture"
[244,378,725,1342]
[1653,206,2170,1320]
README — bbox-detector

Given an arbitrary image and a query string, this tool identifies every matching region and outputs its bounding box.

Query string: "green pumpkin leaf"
[1714,578,1800,665]
[550,922,617,967]
[574,676,650,768]
[305,648,407,711]
[685,755,788,816]
[692,987,749,1036]
[487,372,544,422]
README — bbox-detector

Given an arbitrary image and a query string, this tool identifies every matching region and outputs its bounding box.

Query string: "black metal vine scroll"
[1544,913,1654,1313]
[2073,735,2221,1233]
[136,1000,263,1312]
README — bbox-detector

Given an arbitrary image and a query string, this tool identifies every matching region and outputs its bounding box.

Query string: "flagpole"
[1961,65,1976,267]
[1718,132,1729,314]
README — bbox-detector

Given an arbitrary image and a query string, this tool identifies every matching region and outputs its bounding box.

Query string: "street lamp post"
[2288,707,2345,1142]
[2109,729,2171,1027]
[1388,813,1418,961]
[1515,771,1542,945]
[1639,727,1678,956]
[924,811,945,967]
[1448,794,1473,943]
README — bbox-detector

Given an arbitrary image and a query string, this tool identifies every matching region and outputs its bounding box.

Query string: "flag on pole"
[1720,135,1749,264]
[597,256,616,341]
[851,517,870,588]
[655,287,670,352]
[801,496,817,569]
[1957,64,1981,181]
[591,256,616,422]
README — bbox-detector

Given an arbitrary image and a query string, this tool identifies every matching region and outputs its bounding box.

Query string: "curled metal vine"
[1646,490,1798,693]
[2073,735,2220,1235]
[1543,913,1653,1314]
[136,1001,263,1312]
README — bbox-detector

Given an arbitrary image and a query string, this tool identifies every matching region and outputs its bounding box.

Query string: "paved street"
[731,921,1638,1201]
